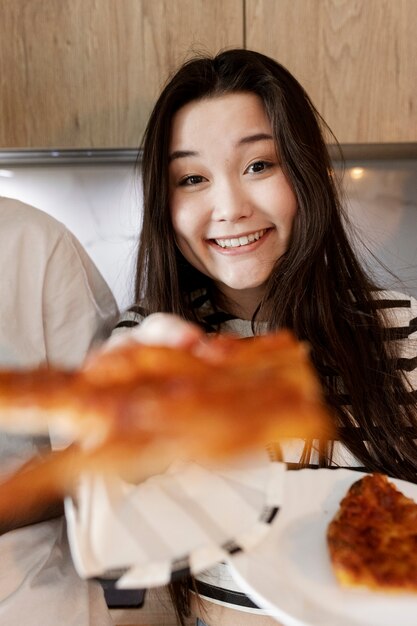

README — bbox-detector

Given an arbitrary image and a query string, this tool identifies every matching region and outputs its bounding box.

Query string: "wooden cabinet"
[245,0,417,144]
[1,0,416,148]
[0,0,243,149]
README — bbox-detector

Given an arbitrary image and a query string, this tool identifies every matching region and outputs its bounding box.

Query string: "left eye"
[178,174,205,186]
[246,160,271,174]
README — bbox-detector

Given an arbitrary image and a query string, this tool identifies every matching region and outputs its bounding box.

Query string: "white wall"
[0,163,141,310]
[340,160,417,297]
[0,159,416,309]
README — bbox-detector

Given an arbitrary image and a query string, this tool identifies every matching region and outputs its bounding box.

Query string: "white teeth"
[214,229,266,248]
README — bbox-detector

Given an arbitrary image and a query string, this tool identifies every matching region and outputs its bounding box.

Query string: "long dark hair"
[136,47,417,625]
[137,48,417,474]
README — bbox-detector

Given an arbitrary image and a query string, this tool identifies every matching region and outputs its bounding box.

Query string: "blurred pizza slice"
[0,331,332,495]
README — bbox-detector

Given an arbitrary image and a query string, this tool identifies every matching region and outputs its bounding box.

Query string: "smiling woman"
[110,48,417,626]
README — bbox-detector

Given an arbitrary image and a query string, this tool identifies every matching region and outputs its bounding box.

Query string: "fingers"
[103,313,207,353]
[134,313,204,349]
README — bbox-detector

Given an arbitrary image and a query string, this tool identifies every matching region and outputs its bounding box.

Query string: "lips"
[211,228,269,249]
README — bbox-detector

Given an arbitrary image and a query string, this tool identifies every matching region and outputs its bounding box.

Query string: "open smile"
[209,228,271,249]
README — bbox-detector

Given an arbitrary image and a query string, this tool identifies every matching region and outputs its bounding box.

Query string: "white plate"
[229,468,417,626]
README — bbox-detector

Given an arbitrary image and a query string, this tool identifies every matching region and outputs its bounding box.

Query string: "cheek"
[170,208,182,241]
[170,197,188,242]
[276,184,297,228]
[285,197,298,228]
[257,176,297,225]
[171,199,205,245]
[171,210,194,244]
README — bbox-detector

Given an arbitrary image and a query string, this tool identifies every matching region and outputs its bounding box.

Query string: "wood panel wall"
[0,0,243,148]
[246,0,417,143]
[1,0,415,147]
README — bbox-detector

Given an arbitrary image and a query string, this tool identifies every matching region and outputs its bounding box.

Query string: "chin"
[218,276,269,292]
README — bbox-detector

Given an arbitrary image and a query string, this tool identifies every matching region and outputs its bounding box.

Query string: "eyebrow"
[168,150,199,163]
[237,133,274,146]
[168,133,274,163]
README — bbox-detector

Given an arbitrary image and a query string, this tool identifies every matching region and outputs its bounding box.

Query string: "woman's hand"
[104,313,209,355]
[132,313,205,349]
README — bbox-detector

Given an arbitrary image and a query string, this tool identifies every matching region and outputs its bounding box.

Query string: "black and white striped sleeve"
[111,305,147,336]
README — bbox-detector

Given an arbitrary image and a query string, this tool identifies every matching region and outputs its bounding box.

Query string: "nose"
[211,177,253,222]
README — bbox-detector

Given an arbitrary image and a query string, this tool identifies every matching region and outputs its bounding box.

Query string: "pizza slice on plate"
[327,473,417,592]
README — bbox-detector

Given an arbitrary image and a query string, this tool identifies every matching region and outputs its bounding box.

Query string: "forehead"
[169,92,272,150]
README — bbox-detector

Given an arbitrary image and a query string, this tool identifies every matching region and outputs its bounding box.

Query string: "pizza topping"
[327,473,417,592]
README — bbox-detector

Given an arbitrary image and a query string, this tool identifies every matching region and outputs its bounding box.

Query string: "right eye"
[178,174,206,186]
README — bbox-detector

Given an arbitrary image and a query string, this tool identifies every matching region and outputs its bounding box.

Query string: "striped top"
[112,289,417,612]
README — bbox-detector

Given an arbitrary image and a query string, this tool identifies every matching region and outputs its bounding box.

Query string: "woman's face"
[168,92,297,318]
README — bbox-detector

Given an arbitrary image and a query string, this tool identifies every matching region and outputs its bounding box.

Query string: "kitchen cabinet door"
[0,0,243,149]
[246,0,417,144]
